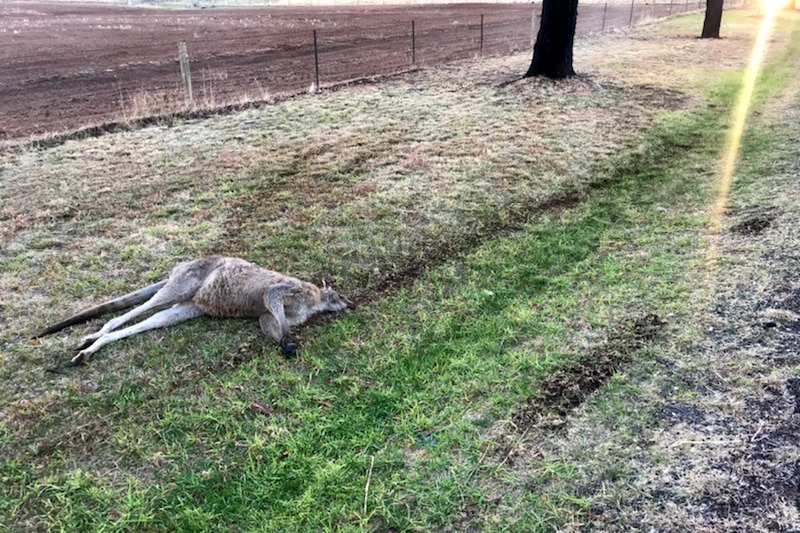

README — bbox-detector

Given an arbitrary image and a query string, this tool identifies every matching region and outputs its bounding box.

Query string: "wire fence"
[0,0,754,142]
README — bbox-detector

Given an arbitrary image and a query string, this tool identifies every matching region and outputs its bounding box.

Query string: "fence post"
[178,42,192,105]
[412,20,416,66]
[602,1,608,31]
[313,30,320,92]
[629,0,636,26]
[669,0,674,16]
[480,14,484,58]
[686,0,689,12]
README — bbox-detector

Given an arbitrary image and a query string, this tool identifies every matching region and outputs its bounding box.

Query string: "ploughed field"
[0,1,682,141]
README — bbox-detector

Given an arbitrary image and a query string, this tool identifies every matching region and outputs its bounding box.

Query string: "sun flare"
[705,5,781,298]
[759,0,790,10]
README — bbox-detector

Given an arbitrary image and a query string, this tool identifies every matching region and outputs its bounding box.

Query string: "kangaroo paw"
[74,331,103,352]
[279,336,298,357]
[69,352,87,366]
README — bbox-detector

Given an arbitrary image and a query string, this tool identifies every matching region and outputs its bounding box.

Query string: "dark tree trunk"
[701,0,724,39]
[525,0,579,79]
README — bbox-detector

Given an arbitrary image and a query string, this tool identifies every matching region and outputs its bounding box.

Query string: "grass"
[115,77,274,124]
[2,115,704,530]
[488,15,800,532]
[1,9,799,533]
[592,71,800,533]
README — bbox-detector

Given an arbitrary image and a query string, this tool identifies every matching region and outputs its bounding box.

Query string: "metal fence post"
[313,30,320,92]
[178,41,192,105]
[629,0,636,26]
[480,14,484,58]
[412,20,416,66]
[602,1,608,31]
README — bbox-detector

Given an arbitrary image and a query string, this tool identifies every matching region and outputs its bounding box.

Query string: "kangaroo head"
[320,285,355,312]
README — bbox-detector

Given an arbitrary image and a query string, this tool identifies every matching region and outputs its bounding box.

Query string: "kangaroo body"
[37,256,354,365]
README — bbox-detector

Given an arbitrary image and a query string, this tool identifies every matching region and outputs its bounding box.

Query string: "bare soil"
[0,1,687,141]
[512,313,667,431]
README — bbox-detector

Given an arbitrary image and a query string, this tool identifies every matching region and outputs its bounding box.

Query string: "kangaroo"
[36,256,355,365]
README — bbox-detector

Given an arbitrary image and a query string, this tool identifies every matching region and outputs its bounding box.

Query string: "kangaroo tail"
[35,280,168,338]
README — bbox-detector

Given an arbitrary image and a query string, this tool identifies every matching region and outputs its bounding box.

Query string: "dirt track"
[0,1,688,141]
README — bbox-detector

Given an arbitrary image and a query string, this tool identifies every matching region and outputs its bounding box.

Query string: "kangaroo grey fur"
[36,256,354,365]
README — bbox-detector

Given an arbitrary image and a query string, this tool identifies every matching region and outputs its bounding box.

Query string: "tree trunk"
[701,0,724,39]
[525,0,579,79]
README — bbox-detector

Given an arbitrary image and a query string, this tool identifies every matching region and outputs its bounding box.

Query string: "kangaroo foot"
[75,333,101,351]
[68,351,87,366]
[279,336,298,357]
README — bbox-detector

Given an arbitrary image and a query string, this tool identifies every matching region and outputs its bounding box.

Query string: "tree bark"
[525,0,579,79]
[701,0,724,39]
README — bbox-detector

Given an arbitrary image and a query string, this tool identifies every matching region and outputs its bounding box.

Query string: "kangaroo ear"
[321,278,328,289]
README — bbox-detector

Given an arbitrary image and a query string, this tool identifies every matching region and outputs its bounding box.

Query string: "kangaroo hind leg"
[72,304,205,365]
[76,275,206,350]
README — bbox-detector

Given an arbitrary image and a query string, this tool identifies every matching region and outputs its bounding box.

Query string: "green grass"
[2,11,799,533]
[0,91,725,532]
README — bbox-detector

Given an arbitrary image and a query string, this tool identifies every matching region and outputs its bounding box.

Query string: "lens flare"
[705,5,780,298]
[712,7,779,227]
[760,0,789,9]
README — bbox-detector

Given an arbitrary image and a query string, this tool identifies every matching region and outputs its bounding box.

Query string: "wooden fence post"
[178,41,192,105]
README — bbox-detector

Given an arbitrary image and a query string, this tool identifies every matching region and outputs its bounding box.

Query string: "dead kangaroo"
[36,256,355,365]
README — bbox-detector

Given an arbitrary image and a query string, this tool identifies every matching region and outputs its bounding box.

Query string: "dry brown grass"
[2,10,799,531]
[0,13,775,396]
[117,86,186,122]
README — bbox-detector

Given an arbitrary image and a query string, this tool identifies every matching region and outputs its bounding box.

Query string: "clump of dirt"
[729,213,776,235]
[694,381,800,524]
[512,313,666,430]
[656,400,706,424]
[772,287,800,315]
[747,287,800,363]
[785,377,800,414]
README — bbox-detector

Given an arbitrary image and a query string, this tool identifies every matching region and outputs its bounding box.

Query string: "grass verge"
[1,10,798,533]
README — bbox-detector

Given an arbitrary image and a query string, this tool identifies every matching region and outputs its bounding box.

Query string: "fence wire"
[0,0,753,141]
